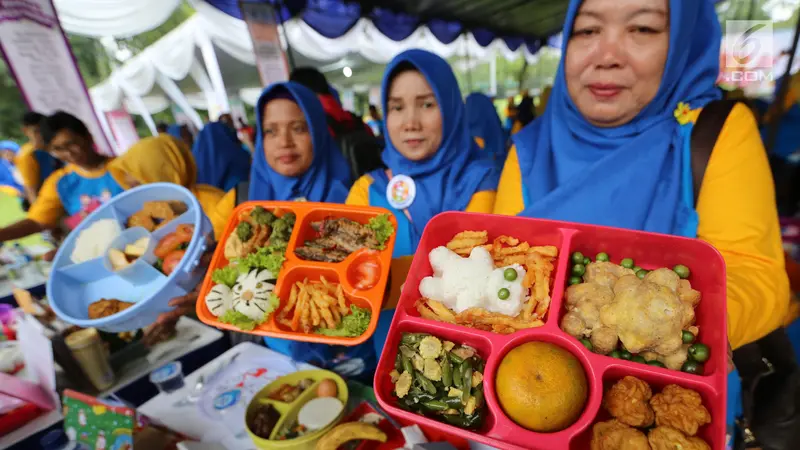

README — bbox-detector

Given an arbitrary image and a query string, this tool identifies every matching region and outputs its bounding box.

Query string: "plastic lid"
[149,361,182,383]
[64,328,99,349]
[40,430,68,449]
[298,397,344,430]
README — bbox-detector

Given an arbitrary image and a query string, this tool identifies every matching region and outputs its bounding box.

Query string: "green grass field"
[0,192,51,249]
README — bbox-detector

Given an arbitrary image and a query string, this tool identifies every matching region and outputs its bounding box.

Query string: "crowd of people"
[3,0,800,447]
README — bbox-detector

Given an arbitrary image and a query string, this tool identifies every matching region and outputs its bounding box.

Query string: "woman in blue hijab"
[0,141,23,198]
[248,81,352,202]
[465,92,508,167]
[246,81,364,379]
[495,0,791,447]
[346,49,499,356]
[191,122,251,191]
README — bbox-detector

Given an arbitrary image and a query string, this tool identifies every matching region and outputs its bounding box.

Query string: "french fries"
[277,277,355,334]
[415,231,559,334]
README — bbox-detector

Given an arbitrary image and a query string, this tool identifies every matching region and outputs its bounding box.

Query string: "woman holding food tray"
[494,0,794,446]
[346,49,500,357]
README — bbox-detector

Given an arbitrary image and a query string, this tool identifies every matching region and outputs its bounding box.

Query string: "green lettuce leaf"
[316,305,372,338]
[367,214,394,250]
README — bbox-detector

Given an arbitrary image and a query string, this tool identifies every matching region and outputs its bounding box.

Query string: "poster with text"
[0,0,112,155]
[105,110,139,155]
[240,1,289,87]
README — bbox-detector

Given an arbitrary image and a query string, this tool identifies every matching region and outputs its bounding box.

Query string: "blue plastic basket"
[48,183,213,332]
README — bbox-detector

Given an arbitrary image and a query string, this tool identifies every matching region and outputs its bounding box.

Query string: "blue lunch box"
[48,183,213,333]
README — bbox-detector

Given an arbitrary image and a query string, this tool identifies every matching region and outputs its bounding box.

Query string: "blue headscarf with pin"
[248,81,352,202]
[369,49,499,248]
[513,0,721,237]
[466,92,508,166]
[192,122,251,191]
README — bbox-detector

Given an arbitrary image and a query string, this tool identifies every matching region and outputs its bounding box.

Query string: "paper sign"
[240,1,289,87]
[16,314,59,408]
[0,0,113,155]
[105,109,139,154]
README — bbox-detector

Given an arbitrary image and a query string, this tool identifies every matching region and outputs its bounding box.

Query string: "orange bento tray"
[196,201,397,346]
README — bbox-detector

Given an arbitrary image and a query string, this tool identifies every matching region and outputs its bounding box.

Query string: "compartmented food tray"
[374,212,727,450]
[196,201,397,346]
[48,183,213,333]
[245,369,349,447]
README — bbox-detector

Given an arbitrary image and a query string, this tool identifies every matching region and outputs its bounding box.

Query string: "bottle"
[39,430,87,450]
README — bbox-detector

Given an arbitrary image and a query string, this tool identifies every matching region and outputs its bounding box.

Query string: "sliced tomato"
[154,232,191,259]
[353,259,380,290]
[162,250,186,275]
[175,224,194,240]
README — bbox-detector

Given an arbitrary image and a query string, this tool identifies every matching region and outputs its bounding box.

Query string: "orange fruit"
[495,342,588,432]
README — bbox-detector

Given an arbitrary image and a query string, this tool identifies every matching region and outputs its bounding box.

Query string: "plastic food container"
[245,369,349,450]
[196,201,397,346]
[149,361,184,393]
[374,212,727,450]
[48,183,213,333]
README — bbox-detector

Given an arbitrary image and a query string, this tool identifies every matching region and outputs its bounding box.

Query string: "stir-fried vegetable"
[392,332,485,430]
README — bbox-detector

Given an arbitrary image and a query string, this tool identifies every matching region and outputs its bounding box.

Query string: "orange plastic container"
[375,212,727,450]
[196,201,397,346]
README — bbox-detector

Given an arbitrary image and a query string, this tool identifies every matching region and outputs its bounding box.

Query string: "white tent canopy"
[53,0,183,38]
[89,0,548,129]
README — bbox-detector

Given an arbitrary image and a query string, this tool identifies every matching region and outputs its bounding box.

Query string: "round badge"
[386,175,416,210]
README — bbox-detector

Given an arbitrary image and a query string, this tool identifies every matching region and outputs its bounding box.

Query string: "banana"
[315,422,388,450]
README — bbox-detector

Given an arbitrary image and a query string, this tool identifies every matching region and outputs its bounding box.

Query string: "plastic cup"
[65,328,115,391]
[149,361,185,393]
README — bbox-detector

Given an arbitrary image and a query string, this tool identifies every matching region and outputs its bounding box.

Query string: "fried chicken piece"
[88,299,135,319]
[678,279,701,307]
[644,268,680,292]
[128,211,156,231]
[604,376,655,427]
[591,326,619,355]
[224,233,245,260]
[648,426,710,450]
[650,385,711,436]
[561,283,615,338]
[661,344,691,371]
[584,262,636,289]
[591,420,650,450]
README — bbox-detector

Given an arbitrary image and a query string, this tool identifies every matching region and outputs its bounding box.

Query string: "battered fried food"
[88,298,135,319]
[604,376,655,428]
[446,230,489,256]
[648,426,710,450]
[127,201,187,231]
[591,420,650,450]
[650,385,711,436]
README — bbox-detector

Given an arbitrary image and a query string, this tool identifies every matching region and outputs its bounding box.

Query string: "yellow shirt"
[347,173,496,309]
[494,104,789,349]
[14,143,40,193]
[211,189,237,239]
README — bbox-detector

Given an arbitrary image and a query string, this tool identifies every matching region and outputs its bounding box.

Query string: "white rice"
[71,219,122,264]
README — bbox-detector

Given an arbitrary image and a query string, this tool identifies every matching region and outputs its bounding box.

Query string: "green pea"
[620,258,634,269]
[681,360,704,375]
[632,266,642,273]
[497,288,510,300]
[688,343,710,363]
[682,330,696,344]
[596,252,610,262]
[619,350,632,361]
[632,355,647,364]
[568,276,583,286]
[583,257,591,265]
[571,252,584,265]
[609,350,622,359]
[647,360,667,369]
[503,268,518,281]
[636,269,649,279]
[673,264,691,279]
[579,338,593,351]
[572,264,586,277]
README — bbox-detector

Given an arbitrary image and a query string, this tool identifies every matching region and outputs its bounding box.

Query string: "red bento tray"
[374,212,727,450]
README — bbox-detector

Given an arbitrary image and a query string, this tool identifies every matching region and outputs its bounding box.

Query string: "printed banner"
[105,110,139,155]
[0,0,113,155]
[240,1,289,87]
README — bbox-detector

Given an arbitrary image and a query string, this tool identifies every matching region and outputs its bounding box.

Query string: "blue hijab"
[370,50,499,247]
[466,92,508,165]
[166,124,183,140]
[0,141,22,194]
[191,122,251,191]
[248,81,352,202]
[514,0,721,237]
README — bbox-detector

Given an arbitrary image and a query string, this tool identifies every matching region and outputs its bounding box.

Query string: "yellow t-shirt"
[347,173,496,309]
[14,143,40,193]
[494,104,789,349]
[211,189,237,239]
